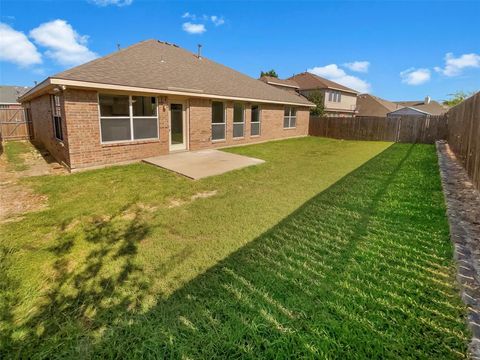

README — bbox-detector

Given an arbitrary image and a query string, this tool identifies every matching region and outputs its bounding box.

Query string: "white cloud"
[210,16,225,26]
[182,12,194,19]
[30,20,98,66]
[307,64,371,93]
[400,68,431,85]
[182,22,206,35]
[434,52,480,77]
[344,61,370,73]
[181,13,225,33]
[89,0,133,7]
[0,23,42,67]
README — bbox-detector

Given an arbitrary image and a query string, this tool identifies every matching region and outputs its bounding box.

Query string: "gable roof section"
[259,76,299,89]
[21,40,312,107]
[287,72,358,94]
[394,100,447,115]
[388,107,431,116]
[356,94,401,117]
[0,86,30,104]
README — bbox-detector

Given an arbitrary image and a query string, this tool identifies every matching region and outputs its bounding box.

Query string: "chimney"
[197,44,202,59]
[424,96,431,104]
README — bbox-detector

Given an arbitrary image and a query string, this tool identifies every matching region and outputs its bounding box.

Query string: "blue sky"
[1,0,479,101]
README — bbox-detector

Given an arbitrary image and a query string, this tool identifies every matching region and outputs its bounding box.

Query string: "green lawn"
[0,137,468,358]
[3,141,30,171]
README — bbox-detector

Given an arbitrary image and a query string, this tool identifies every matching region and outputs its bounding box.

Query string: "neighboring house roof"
[356,94,401,117]
[21,40,312,107]
[287,72,358,94]
[393,99,447,115]
[0,85,30,104]
[259,76,299,89]
[388,107,431,116]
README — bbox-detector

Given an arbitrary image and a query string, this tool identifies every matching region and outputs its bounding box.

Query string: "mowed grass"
[0,137,468,358]
[3,141,30,171]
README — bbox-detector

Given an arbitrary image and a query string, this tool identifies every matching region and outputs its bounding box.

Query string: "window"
[283,107,297,129]
[50,95,63,141]
[233,103,244,138]
[99,94,158,143]
[251,105,261,136]
[132,96,157,140]
[211,101,225,141]
[328,91,341,103]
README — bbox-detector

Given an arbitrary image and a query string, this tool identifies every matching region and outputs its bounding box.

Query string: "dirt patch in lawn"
[168,190,218,208]
[0,142,67,223]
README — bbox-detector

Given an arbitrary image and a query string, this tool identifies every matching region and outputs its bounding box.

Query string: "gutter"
[19,77,315,108]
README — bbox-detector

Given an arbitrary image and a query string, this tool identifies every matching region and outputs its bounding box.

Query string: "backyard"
[0,137,469,358]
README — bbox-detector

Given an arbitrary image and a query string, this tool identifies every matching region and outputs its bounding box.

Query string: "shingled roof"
[288,72,358,94]
[259,76,299,89]
[356,94,401,117]
[0,85,30,104]
[393,100,447,115]
[24,40,311,106]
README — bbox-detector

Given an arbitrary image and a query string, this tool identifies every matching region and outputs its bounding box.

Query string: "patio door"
[169,102,187,151]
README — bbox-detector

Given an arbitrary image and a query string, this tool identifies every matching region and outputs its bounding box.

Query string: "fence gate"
[0,108,33,141]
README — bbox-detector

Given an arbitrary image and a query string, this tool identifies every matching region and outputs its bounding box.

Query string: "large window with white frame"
[50,94,63,141]
[250,105,261,136]
[233,103,244,138]
[283,106,297,129]
[99,94,158,143]
[211,101,225,141]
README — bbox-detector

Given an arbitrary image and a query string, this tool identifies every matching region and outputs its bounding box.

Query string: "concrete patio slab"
[143,149,265,180]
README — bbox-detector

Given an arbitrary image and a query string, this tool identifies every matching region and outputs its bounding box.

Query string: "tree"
[260,69,278,78]
[307,90,325,116]
[443,91,476,107]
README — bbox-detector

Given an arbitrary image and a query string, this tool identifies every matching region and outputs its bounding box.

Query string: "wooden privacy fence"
[309,115,448,144]
[447,92,480,191]
[0,108,32,141]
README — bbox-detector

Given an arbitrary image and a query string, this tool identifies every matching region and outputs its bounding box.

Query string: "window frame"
[211,100,226,142]
[283,106,297,129]
[50,94,63,141]
[232,102,245,139]
[98,93,159,144]
[250,104,261,137]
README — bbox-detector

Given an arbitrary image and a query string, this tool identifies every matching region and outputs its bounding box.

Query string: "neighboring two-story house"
[260,72,358,117]
[288,72,358,117]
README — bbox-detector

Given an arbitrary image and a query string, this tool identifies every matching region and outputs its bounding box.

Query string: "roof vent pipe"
[197,44,202,60]
[424,96,431,104]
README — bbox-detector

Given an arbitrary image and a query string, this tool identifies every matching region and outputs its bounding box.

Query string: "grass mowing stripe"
[0,139,468,358]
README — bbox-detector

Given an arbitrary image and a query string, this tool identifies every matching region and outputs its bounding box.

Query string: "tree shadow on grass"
[1,202,153,358]
[1,144,470,359]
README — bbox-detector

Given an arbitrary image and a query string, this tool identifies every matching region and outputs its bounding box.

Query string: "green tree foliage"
[443,91,476,107]
[307,90,325,116]
[260,69,278,78]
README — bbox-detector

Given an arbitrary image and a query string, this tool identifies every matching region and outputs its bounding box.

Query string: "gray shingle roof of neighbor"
[287,72,359,94]
[52,40,313,106]
[0,85,30,104]
[394,100,447,115]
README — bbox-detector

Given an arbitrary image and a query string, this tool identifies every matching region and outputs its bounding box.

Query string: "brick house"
[19,40,313,171]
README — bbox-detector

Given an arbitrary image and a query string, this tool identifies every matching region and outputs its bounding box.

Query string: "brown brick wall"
[30,88,309,170]
[188,99,309,151]
[64,89,169,170]
[29,94,70,166]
